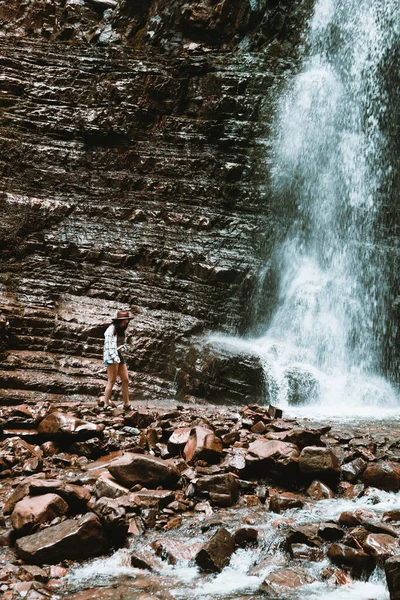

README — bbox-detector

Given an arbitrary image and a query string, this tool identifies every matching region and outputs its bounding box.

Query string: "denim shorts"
[104,351,125,367]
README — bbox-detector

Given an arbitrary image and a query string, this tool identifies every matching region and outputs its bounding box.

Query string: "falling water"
[252,0,400,412]
[209,0,399,414]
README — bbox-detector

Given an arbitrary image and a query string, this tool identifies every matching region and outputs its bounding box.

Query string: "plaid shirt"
[103,324,119,363]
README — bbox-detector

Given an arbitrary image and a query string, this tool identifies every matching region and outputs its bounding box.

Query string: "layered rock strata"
[0,0,309,403]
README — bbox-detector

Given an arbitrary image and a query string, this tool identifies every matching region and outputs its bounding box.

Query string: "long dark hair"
[112,320,128,335]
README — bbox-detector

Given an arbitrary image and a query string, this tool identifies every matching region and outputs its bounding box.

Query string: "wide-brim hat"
[112,309,135,321]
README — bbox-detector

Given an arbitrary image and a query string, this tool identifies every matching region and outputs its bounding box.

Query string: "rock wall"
[0,0,311,404]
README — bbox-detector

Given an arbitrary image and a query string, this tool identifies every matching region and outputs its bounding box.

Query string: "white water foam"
[228,0,400,414]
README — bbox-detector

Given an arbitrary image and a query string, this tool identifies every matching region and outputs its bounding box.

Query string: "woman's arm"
[104,328,120,363]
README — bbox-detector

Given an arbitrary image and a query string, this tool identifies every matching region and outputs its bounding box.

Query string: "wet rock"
[342,457,367,482]
[38,412,104,441]
[18,565,48,583]
[327,543,374,570]
[234,527,258,548]
[322,566,353,586]
[94,472,130,499]
[11,493,69,536]
[131,490,175,509]
[245,439,300,479]
[167,427,191,456]
[28,479,91,513]
[108,453,180,489]
[339,509,399,537]
[153,539,202,564]
[195,473,239,507]
[15,513,108,564]
[363,462,400,491]
[269,492,304,513]
[93,497,127,545]
[290,543,324,561]
[265,426,330,450]
[318,523,344,542]
[299,446,341,482]
[183,426,223,464]
[286,524,324,548]
[307,480,335,499]
[363,533,399,559]
[195,527,235,572]
[69,438,104,459]
[177,343,267,404]
[130,550,164,572]
[385,555,400,600]
[260,567,312,594]
[124,411,155,429]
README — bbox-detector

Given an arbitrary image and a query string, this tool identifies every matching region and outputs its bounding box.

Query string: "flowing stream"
[211,0,399,416]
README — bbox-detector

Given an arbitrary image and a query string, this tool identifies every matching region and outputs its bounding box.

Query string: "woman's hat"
[112,309,135,321]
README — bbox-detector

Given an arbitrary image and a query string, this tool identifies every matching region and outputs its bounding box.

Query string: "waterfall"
[257,0,399,411]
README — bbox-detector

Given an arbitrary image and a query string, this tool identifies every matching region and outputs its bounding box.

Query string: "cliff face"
[0,0,310,404]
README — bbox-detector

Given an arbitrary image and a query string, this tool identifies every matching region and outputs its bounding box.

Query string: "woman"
[102,309,134,409]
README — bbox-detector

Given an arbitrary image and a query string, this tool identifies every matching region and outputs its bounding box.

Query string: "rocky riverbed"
[1,399,400,599]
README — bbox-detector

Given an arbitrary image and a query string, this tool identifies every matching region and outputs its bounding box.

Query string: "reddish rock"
[153,539,202,564]
[38,412,104,441]
[195,528,235,572]
[363,463,400,492]
[269,492,304,513]
[195,473,239,507]
[183,426,223,464]
[15,513,108,564]
[307,480,335,500]
[167,428,191,456]
[28,480,91,513]
[131,490,175,509]
[363,533,399,558]
[287,524,324,548]
[234,527,258,548]
[342,457,367,482]
[290,543,324,561]
[318,523,344,542]
[299,446,340,482]
[109,453,180,489]
[385,555,400,600]
[245,439,300,479]
[260,567,311,594]
[93,497,127,544]
[95,472,130,499]
[327,543,374,570]
[11,494,69,535]
[124,410,154,429]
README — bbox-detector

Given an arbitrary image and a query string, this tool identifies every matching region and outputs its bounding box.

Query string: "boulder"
[327,543,374,571]
[152,539,203,564]
[317,523,344,542]
[108,453,180,489]
[183,426,223,464]
[307,480,335,500]
[38,412,104,441]
[363,463,400,492]
[131,490,175,509]
[260,567,311,594]
[195,473,239,507]
[363,533,399,558]
[93,497,127,545]
[385,555,400,600]
[167,428,191,456]
[28,479,91,513]
[286,525,324,548]
[245,439,300,479]
[269,492,304,513]
[342,457,367,482]
[15,513,108,564]
[234,528,258,548]
[94,472,130,499]
[195,527,235,572]
[11,494,69,535]
[290,543,324,561]
[299,446,340,482]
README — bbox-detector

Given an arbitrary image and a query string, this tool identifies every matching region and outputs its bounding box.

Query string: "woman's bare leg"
[104,364,118,405]
[118,363,130,407]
